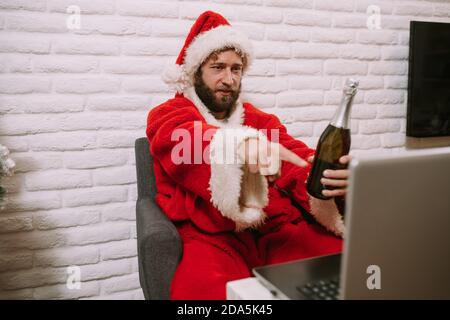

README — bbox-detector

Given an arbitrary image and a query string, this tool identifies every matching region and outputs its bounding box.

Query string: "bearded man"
[146,11,349,300]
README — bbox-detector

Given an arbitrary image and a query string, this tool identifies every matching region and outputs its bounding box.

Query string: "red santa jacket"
[146,87,344,236]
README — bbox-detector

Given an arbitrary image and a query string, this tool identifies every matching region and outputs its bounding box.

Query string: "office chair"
[134,137,183,299]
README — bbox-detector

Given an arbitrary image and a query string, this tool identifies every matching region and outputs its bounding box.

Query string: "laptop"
[253,147,450,299]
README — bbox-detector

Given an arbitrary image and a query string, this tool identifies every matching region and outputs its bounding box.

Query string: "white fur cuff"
[308,195,345,238]
[209,127,269,231]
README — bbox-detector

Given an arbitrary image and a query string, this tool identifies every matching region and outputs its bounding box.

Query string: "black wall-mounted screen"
[407,21,450,137]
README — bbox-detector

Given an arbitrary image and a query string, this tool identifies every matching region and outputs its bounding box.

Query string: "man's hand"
[307,155,352,197]
[239,137,307,182]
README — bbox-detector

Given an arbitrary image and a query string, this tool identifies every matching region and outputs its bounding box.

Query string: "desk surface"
[226,277,279,300]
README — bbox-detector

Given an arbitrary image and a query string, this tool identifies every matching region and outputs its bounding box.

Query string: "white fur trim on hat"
[163,25,252,93]
[184,25,253,79]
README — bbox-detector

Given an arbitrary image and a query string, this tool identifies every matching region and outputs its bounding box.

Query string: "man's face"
[194,50,244,117]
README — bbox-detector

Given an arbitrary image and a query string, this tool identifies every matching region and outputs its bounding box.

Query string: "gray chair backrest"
[135,137,155,199]
[134,137,182,300]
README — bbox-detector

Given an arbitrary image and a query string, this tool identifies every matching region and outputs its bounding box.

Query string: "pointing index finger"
[279,145,308,167]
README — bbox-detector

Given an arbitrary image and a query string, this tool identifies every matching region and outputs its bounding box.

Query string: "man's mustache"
[216,87,236,93]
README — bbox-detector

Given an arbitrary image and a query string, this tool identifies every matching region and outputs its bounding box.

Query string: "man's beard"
[194,77,241,117]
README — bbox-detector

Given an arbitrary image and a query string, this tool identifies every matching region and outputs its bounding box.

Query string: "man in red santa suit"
[146,11,350,300]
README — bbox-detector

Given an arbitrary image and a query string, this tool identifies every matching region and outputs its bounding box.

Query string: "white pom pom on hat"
[161,63,191,94]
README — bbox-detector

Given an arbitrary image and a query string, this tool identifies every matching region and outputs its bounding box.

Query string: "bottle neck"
[330,93,355,129]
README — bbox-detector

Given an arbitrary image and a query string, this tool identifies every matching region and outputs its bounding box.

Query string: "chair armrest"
[136,197,183,300]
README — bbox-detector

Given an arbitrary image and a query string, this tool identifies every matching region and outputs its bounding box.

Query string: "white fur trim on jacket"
[184,87,244,128]
[308,195,345,238]
[184,87,268,230]
[184,87,270,230]
[209,127,269,231]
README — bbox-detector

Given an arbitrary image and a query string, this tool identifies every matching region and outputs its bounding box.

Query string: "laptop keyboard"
[296,277,340,300]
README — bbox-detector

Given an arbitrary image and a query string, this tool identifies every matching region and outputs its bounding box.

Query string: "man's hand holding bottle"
[307,155,352,198]
[239,137,351,196]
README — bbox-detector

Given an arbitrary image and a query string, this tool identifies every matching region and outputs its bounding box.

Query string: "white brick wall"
[0,0,449,300]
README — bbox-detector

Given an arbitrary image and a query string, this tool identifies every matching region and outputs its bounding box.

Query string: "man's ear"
[241,54,248,72]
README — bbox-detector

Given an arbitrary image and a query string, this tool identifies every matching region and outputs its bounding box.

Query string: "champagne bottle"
[306,78,359,200]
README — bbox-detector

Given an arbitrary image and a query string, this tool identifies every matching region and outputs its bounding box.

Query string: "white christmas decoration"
[0,144,15,210]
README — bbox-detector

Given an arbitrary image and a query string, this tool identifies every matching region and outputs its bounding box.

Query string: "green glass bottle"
[306,78,359,200]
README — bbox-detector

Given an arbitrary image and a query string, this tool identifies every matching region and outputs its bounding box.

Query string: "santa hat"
[162,11,253,93]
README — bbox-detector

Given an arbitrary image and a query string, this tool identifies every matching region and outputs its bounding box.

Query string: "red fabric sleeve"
[261,112,344,237]
[146,98,270,232]
[146,99,218,201]
[146,98,239,232]
[264,114,315,212]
